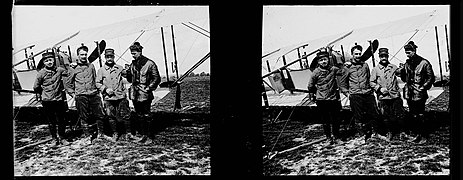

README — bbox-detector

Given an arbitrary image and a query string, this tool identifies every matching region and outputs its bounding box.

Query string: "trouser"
[41,100,68,139]
[378,98,406,135]
[103,98,131,135]
[407,99,428,137]
[316,100,341,138]
[75,94,106,137]
[133,100,153,137]
[349,94,381,137]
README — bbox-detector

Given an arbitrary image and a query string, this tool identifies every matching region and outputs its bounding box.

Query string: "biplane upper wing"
[262,10,448,106]
[13,7,209,67]
[263,10,444,72]
[13,7,210,109]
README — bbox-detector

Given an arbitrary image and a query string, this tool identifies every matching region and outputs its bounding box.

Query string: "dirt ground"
[263,87,450,175]
[13,76,211,176]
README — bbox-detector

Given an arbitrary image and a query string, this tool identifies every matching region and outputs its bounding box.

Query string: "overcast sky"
[12,6,210,74]
[263,5,450,53]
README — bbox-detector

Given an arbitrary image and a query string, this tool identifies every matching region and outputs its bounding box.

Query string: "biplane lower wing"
[263,84,444,108]
[14,69,38,92]
[13,85,171,109]
[288,68,313,91]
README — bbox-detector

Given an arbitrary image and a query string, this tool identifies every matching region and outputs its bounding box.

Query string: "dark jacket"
[33,66,68,101]
[308,65,342,101]
[340,60,374,95]
[396,55,435,101]
[96,63,127,101]
[370,63,401,100]
[125,55,161,102]
[66,62,99,96]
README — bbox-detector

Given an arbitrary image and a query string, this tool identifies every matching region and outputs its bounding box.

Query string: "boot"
[386,132,393,142]
[374,132,389,141]
[364,132,372,144]
[60,138,70,146]
[97,133,115,142]
[143,137,154,145]
[51,136,60,146]
[417,136,428,144]
[112,133,119,142]
[411,134,422,143]
[399,131,412,141]
[331,136,341,145]
[326,136,334,145]
[136,135,148,144]
[126,133,140,141]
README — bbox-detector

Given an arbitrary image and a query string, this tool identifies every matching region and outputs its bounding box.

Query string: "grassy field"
[263,87,450,175]
[13,76,210,176]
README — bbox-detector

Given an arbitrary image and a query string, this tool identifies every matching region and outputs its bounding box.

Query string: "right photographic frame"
[262,5,450,175]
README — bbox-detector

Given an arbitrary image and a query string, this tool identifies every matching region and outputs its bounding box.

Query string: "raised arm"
[338,67,349,95]
[370,67,380,93]
[65,68,76,97]
[96,68,106,93]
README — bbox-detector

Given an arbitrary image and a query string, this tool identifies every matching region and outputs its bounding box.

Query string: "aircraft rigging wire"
[113,10,164,62]
[389,9,438,63]
[12,106,22,122]
[262,65,270,73]
[13,93,40,121]
[268,103,298,158]
[115,30,146,63]
[179,22,203,71]
[389,29,419,64]
[114,52,130,64]
[117,37,122,60]
[262,80,276,92]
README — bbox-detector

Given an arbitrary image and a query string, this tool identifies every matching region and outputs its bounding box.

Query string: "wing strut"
[188,22,209,33]
[171,52,210,87]
[262,30,354,79]
[181,23,210,38]
[161,27,170,82]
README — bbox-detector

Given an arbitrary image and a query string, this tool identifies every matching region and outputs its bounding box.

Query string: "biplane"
[262,9,450,108]
[12,6,210,112]
[262,8,451,160]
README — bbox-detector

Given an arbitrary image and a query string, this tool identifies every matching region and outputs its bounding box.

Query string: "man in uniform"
[33,52,70,146]
[340,44,382,144]
[67,45,112,143]
[125,42,161,145]
[308,49,344,145]
[370,48,406,141]
[96,48,139,142]
[396,41,435,144]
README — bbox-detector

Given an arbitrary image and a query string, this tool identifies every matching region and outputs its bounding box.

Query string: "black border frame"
[8,0,462,178]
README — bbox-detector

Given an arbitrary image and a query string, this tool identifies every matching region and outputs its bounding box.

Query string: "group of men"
[308,41,435,145]
[33,38,435,147]
[33,42,161,146]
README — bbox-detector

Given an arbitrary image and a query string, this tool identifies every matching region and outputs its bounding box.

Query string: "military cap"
[41,52,55,61]
[404,41,418,51]
[351,44,363,54]
[316,51,330,59]
[105,48,115,56]
[129,42,143,52]
[378,48,389,56]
